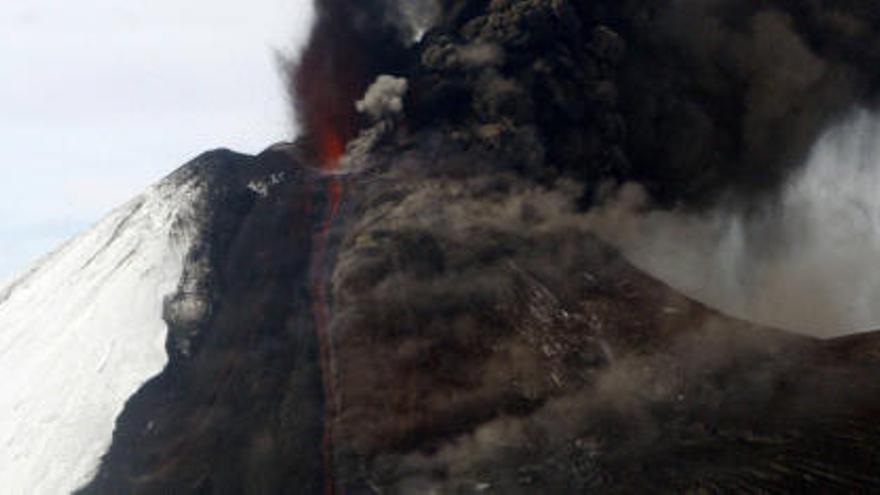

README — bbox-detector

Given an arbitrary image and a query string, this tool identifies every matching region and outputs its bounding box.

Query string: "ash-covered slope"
[77,139,880,493]
[0,157,207,493]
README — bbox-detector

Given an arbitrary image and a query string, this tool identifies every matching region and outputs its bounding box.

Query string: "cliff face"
[77,0,880,493]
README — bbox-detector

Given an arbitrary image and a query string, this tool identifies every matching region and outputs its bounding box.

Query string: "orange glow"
[318,123,346,171]
[312,148,344,495]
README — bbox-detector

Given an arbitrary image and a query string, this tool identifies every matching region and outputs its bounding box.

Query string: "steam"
[597,109,880,337]
[397,0,441,41]
[356,75,409,121]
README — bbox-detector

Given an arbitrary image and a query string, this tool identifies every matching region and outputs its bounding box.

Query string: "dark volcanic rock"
[79,145,334,493]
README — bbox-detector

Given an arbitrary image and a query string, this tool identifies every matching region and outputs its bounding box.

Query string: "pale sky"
[0,0,314,280]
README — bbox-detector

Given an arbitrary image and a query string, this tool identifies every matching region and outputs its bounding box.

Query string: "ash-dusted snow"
[0,172,203,494]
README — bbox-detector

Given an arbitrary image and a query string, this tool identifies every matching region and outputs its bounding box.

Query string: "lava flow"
[292,6,375,490]
[309,125,346,495]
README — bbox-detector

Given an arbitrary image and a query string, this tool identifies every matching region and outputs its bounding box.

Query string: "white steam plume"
[356,75,409,121]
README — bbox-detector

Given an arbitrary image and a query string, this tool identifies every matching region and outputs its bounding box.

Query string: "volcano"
[4,0,880,493]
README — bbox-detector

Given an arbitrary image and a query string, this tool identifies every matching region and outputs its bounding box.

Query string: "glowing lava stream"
[310,132,346,495]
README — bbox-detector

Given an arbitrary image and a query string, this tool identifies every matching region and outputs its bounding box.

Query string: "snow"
[0,173,203,494]
[247,171,286,197]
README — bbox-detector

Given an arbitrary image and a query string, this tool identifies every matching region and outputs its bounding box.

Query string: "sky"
[0,0,314,280]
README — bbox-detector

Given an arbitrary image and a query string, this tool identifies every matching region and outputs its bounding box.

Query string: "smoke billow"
[596,109,880,337]
[283,0,421,163]
[286,0,880,199]
[280,0,880,491]
[609,0,880,203]
[320,132,850,491]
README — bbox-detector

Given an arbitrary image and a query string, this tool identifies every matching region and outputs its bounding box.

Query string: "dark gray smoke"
[283,0,419,154]
[592,109,880,337]
[614,0,880,203]
[288,0,880,201]
[281,0,880,491]
[395,0,880,203]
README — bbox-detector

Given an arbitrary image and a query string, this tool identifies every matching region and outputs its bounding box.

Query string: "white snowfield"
[0,172,203,494]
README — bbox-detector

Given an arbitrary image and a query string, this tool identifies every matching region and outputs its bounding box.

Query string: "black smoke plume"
[290,0,880,203]
[283,0,419,163]
[610,0,880,203]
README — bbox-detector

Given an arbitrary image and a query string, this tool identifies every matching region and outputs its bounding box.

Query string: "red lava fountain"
[318,124,345,169]
[292,11,375,492]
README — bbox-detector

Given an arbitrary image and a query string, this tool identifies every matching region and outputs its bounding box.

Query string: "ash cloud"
[282,0,880,491]
[359,312,827,493]
[323,134,833,490]
[326,143,625,467]
[614,0,880,203]
[592,109,880,337]
[282,0,419,149]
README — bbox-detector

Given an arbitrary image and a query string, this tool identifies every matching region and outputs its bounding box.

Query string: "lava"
[317,124,344,214]
[317,124,346,171]
[309,128,346,495]
[291,3,396,491]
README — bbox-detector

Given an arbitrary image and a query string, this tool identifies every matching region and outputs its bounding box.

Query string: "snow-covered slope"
[0,171,204,494]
